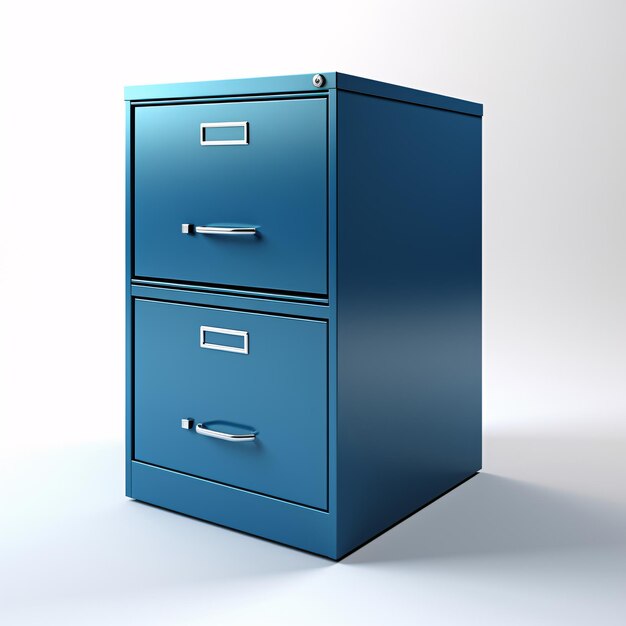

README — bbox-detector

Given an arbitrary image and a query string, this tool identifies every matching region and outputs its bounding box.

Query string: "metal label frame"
[200,121,249,146]
[199,325,249,354]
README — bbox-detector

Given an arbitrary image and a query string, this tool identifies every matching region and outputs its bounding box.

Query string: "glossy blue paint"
[335,72,482,116]
[335,91,482,555]
[126,72,482,559]
[130,284,330,318]
[124,72,482,117]
[132,278,328,304]
[134,98,327,295]
[124,73,337,102]
[131,461,336,556]
[125,100,133,498]
[134,299,328,510]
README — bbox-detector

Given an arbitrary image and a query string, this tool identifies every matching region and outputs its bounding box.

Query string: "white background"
[1,1,625,624]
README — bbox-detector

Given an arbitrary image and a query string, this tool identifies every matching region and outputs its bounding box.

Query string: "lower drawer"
[133,299,328,510]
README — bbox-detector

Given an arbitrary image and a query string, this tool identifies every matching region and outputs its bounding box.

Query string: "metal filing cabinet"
[125,72,483,559]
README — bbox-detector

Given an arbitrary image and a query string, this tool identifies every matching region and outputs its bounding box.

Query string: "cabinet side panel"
[336,92,482,556]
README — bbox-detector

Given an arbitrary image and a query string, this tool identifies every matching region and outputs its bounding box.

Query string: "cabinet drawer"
[134,98,327,295]
[133,299,328,510]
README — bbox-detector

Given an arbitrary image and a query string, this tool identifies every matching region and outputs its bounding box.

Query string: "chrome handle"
[195,422,257,442]
[196,225,257,235]
[182,224,257,235]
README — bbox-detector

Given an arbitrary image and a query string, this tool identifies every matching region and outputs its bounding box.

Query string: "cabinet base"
[129,461,478,560]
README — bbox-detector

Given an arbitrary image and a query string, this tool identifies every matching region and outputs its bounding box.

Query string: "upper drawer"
[133,98,327,295]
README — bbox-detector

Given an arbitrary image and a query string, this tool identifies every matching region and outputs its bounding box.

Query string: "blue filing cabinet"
[125,72,483,560]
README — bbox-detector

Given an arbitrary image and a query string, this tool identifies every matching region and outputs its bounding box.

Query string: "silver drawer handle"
[196,225,257,235]
[182,224,257,235]
[196,422,257,442]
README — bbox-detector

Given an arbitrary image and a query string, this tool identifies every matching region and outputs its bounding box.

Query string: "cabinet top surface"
[124,72,483,116]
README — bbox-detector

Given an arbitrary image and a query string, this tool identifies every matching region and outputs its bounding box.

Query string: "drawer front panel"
[134,98,327,295]
[134,299,328,510]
